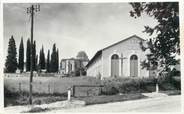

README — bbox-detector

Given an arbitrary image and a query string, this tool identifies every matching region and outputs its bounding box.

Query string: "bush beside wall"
[158,72,181,90]
[101,74,181,95]
[101,77,156,95]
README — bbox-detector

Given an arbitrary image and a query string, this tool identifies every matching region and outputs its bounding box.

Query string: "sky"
[3,3,158,61]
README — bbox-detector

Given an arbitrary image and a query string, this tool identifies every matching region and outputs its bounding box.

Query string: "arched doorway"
[130,55,138,77]
[111,54,119,77]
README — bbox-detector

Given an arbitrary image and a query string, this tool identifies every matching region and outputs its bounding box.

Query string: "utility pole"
[27,4,40,105]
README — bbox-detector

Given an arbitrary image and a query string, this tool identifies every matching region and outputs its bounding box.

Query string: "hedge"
[101,77,156,95]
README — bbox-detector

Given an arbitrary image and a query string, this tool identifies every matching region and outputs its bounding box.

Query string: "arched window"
[111,54,119,77]
[111,54,119,59]
[130,55,138,60]
[130,55,138,77]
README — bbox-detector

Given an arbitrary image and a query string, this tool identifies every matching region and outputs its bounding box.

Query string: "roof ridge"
[102,34,145,51]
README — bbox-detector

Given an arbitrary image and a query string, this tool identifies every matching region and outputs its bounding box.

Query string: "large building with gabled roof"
[86,35,155,78]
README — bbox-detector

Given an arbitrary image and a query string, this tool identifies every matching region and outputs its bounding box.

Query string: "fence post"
[67,88,71,101]
[39,82,41,94]
[156,83,159,93]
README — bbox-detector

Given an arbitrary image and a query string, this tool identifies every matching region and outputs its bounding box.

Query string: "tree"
[50,44,58,72]
[32,41,37,71]
[38,49,42,70]
[76,51,89,61]
[18,37,24,73]
[130,2,179,92]
[35,54,38,71]
[130,2,179,73]
[56,49,59,72]
[26,38,31,71]
[39,46,46,70]
[5,35,17,73]
[46,50,50,73]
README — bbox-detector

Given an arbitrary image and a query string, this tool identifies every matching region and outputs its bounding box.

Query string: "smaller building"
[60,58,75,75]
[60,58,89,76]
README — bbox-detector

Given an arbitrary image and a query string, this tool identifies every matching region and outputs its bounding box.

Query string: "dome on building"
[76,51,89,61]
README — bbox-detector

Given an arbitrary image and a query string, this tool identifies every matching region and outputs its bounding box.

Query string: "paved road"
[51,95,181,112]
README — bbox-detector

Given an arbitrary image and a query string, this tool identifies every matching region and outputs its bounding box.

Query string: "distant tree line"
[5,35,59,73]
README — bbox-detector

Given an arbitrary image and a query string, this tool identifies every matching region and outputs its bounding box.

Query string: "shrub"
[101,84,119,95]
[82,70,87,76]
[156,70,181,90]
[75,69,80,76]
[70,71,75,77]
[101,77,156,95]
[170,69,181,90]
[171,77,181,90]
[27,107,49,113]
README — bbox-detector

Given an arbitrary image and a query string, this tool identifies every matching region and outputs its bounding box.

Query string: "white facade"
[86,35,151,78]
[60,59,75,74]
[60,58,89,75]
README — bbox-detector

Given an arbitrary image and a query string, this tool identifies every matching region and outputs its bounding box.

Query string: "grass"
[159,90,181,96]
[4,90,67,107]
[26,107,50,113]
[5,74,180,107]
[75,93,146,105]
[4,75,102,107]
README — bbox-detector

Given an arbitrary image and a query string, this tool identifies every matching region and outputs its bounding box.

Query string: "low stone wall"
[72,85,104,97]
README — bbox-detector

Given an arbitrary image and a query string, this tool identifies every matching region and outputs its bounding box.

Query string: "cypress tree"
[50,44,57,72]
[35,54,38,71]
[18,37,24,73]
[42,47,45,69]
[32,41,36,71]
[26,38,31,71]
[46,50,50,73]
[56,49,59,72]
[39,49,42,70]
[39,46,46,70]
[5,35,17,73]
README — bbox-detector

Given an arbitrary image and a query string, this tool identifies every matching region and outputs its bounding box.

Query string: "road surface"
[51,95,181,112]
[4,95,181,113]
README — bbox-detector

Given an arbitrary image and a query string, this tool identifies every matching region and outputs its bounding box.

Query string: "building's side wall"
[102,37,149,78]
[87,55,102,77]
[60,60,66,74]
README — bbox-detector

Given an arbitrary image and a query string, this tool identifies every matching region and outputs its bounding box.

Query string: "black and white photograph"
[1,0,183,113]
